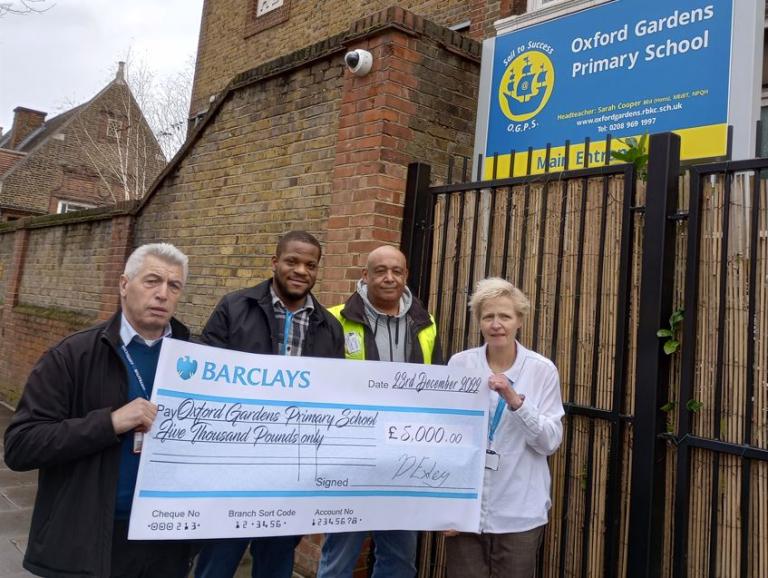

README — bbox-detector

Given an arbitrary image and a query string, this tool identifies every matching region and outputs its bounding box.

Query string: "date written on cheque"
[386,424,469,445]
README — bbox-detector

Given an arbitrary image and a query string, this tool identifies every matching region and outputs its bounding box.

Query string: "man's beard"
[273,276,311,302]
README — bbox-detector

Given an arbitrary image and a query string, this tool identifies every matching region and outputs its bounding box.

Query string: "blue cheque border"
[140,489,478,499]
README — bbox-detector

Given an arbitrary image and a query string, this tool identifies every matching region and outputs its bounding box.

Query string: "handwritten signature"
[392,454,451,487]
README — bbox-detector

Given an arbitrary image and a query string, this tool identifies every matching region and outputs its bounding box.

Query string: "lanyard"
[488,372,521,443]
[120,344,149,399]
[282,311,294,356]
[488,397,506,443]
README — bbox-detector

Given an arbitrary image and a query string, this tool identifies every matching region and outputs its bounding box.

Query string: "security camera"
[344,49,373,76]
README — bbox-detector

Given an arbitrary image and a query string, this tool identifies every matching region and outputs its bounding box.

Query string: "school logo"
[176,355,198,380]
[498,49,555,122]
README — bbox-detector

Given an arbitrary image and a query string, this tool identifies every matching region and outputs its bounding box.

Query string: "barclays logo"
[202,362,310,388]
[176,355,198,380]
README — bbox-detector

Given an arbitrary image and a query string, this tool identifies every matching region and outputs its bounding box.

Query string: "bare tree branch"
[0,0,53,17]
[127,56,194,161]
[66,55,193,203]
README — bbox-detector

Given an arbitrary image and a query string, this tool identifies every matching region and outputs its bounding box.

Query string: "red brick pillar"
[323,15,420,306]
[466,0,527,41]
[98,214,134,320]
[319,14,424,575]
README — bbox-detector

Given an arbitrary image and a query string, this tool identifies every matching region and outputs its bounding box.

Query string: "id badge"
[345,332,361,355]
[485,449,500,471]
[132,432,144,454]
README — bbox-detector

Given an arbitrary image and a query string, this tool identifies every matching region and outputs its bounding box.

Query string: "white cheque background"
[129,339,489,539]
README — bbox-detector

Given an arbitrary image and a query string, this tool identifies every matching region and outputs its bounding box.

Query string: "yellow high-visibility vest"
[328,304,437,364]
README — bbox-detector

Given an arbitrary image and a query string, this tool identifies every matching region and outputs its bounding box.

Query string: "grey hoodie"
[356,279,412,362]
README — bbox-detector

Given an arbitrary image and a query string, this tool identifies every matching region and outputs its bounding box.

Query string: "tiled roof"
[3,105,84,153]
[0,149,26,176]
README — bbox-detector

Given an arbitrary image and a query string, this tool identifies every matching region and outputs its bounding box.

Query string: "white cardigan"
[448,342,564,533]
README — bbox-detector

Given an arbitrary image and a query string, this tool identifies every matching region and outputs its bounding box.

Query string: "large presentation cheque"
[129,338,489,539]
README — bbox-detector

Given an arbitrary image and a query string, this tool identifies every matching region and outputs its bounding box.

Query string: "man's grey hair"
[123,243,189,282]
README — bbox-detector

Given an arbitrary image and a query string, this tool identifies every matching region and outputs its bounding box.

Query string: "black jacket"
[4,311,190,578]
[335,292,443,364]
[201,278,344,359]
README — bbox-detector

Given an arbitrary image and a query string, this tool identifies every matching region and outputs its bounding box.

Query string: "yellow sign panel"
[483,124,728,179]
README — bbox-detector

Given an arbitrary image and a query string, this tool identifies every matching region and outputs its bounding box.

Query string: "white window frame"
[498,0,612,35]
[527,0,566,11]
[449,20,471,32]
[256,0,283,17]
[57,200,95,214]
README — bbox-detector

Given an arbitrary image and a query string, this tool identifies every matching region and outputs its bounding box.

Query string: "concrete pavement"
[0,403,35,578]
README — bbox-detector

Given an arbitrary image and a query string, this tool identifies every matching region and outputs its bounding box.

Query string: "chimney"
[116,61,126,83]
[9,107,47,149]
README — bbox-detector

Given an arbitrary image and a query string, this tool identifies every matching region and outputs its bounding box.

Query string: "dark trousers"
[111,520,193,578]
[195,536,303,578]
[445,525,545,578]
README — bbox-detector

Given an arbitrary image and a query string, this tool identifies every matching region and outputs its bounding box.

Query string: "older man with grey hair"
[4,242,194,578]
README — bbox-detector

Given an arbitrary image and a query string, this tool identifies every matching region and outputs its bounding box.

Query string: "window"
[106,117,121,138]
[57,200,95,214]
[499,0,612,34]
[449,20,471,33]
[257,0,283,17]
[527,0,567,10]
[244,0,290,37]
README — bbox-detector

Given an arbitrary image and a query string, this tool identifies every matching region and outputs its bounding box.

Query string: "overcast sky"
[0,0,205,133]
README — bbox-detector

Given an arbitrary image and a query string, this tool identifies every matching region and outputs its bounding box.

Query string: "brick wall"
[190,0,504,117]
[137,7,480,330]
[0,306,95,405]
[0,231,14,304]
[1,136,70,214]
[321,9,479,304]
[0,205,136,406]
[135,53,346,332]
[0,149,26,175]
[18,220,116,316]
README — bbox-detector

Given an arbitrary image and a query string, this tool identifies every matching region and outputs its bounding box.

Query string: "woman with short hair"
[445,277,564,577]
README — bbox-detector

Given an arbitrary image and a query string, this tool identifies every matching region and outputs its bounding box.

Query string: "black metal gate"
[400,132,768,578]
[668,155,768,578]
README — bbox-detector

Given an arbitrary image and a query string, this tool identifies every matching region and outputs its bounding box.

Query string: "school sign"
[474,0,764,176]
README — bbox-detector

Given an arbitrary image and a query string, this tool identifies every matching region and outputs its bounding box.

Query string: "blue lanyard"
[120,344,149,399]
[282,311,294,356]
[488,397,506,442]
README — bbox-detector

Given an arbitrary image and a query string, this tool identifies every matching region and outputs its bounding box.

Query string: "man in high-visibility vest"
[317,244,442,578]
